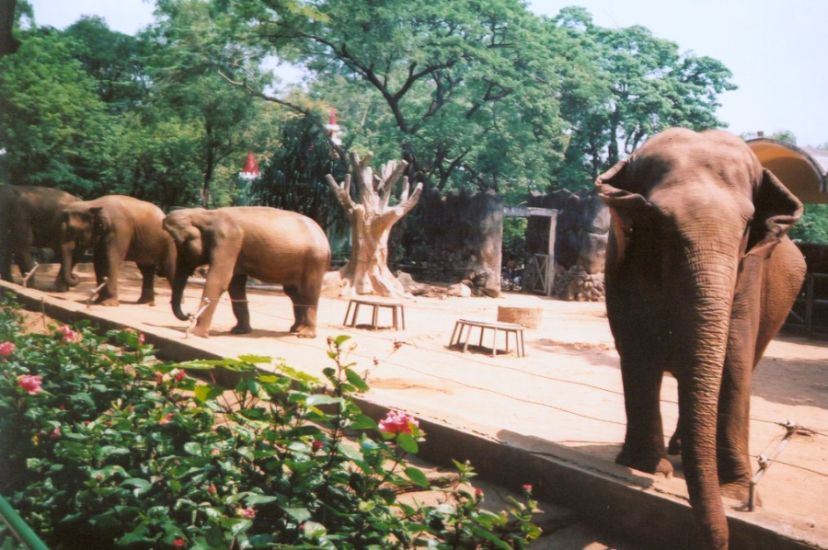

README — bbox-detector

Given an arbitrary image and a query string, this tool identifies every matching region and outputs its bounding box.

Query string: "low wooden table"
[343,298,406,330]
[449,318,526,357]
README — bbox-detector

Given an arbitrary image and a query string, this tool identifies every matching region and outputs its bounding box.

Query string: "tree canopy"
[1,0,748,208]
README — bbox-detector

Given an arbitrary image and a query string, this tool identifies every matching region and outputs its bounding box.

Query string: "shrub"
[0,295,540,549]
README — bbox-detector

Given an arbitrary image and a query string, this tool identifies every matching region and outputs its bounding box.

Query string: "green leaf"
[344,368,369,392]
[305,394,342,406]
[396,433,419,454]
[469,525,512,549]
[404,466,429,489]
[333,335,351,346]
[194,384,220,403]
[350,414,377,430]
[282,506,311,523]
[238,354,272,364]
[245,493,279,505]
[121,478,152,496]
[184,442,203,456]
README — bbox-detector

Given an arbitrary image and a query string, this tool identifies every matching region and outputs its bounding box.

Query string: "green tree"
[217,0,569,195]
[148,0,266,207]
[252,111,349,231]
[63,16,151,113]
[552,7,736,189]
[0,31,111,195]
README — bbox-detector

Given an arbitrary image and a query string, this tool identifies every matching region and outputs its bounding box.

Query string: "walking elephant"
[60,195,176,306]
[162,207,331,338]
[596,128,805,549]
[0,184,81,290]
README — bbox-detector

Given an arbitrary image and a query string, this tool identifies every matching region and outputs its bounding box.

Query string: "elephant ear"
[90,206,112,235]
[595,159,654,263]
[746,168,803,258]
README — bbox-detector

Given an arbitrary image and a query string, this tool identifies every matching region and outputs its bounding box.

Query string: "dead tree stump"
[325,152,423,297]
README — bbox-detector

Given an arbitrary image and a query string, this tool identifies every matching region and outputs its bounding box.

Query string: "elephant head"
[162,209,210,321]
[596,129,802,549]
[58,204,110,288]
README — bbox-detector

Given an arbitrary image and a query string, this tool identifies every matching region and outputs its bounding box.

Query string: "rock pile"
[553,264,605,302]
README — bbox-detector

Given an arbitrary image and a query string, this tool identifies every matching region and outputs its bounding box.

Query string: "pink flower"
[172,369,185,382]
[172,537,186,548]
[154,371,164,384]
[210,448,221,456]
[17,374,42,395]
[378,410,419,435]
[50,427,62,439]
[474,487,484,500]
[137,333,145,345]
[207,484,217,494]
[57,325,81,343]
[311,439,324,452]
[159,413,174,425]
[522,483,533,495]
[0,341,15,358]
[237,507,256,519]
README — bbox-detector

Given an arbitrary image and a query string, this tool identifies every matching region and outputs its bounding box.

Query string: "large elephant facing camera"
[0,184,81,290]
[163,207,331,338]
[60,195,176,306]
[596,128,805,549]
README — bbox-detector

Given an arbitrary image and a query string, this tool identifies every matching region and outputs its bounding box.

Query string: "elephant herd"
[0,129,808,548]
[0,188,330,338]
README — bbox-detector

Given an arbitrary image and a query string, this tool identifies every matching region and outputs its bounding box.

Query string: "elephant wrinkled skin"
[0,184,80,290]
[60,195,176,306]
[596,128,805,549]
[163,207,331,338]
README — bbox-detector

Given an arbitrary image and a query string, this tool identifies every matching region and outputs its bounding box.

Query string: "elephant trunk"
[59,235,80,287]
[675,247,740,549]
[171,263,194,321]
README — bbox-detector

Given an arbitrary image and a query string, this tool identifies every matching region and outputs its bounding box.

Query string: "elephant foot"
[231,324,252,335]
[136,296,156,306]
[294,325,317,338]
[97,297,120,307]
[189,326,210,338]
[54,281,69,292]
[616,447,674,478]
[721,480,757,507]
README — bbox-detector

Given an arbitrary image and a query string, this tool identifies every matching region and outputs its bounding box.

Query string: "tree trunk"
[325,152,423,297]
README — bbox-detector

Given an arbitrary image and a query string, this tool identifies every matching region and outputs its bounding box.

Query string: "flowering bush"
[0,295,541,548]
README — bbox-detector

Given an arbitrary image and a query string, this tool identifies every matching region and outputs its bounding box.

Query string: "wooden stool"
[449,318,526,357]
[343,298,406,330]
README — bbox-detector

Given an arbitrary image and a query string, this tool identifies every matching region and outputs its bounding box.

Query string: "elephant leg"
[284,285,301,333]
[192,259,237,338]
[616,355,673,477]
[96,243,122,306]
[668,421,682,455]
[136,263,156,305]
[0,237,11,282]
[228,274,251,334]
[13,228,35,284]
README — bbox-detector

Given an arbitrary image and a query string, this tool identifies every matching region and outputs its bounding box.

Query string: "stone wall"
[527,189,610,301]
[402,189,503,297]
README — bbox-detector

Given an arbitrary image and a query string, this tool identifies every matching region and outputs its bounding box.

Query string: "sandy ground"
[12,263,828,546]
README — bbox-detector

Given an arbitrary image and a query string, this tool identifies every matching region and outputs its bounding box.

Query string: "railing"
[0,494,48,549]
[786,273,828,336]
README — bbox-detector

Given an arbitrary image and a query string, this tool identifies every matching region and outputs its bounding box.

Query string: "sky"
[27,0,828,147]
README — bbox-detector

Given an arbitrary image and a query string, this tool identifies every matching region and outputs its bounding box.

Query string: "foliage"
[251,111,350,232]
[219,0,569,195]
[791,204,828,244]
[0,297,540,549]
[0,31,111,195]
[552,7,736,190]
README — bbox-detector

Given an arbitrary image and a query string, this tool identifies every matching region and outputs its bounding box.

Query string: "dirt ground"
[11,263,828,547]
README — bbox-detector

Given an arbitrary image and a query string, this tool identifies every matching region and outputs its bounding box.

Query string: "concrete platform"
[3,264,827,549]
